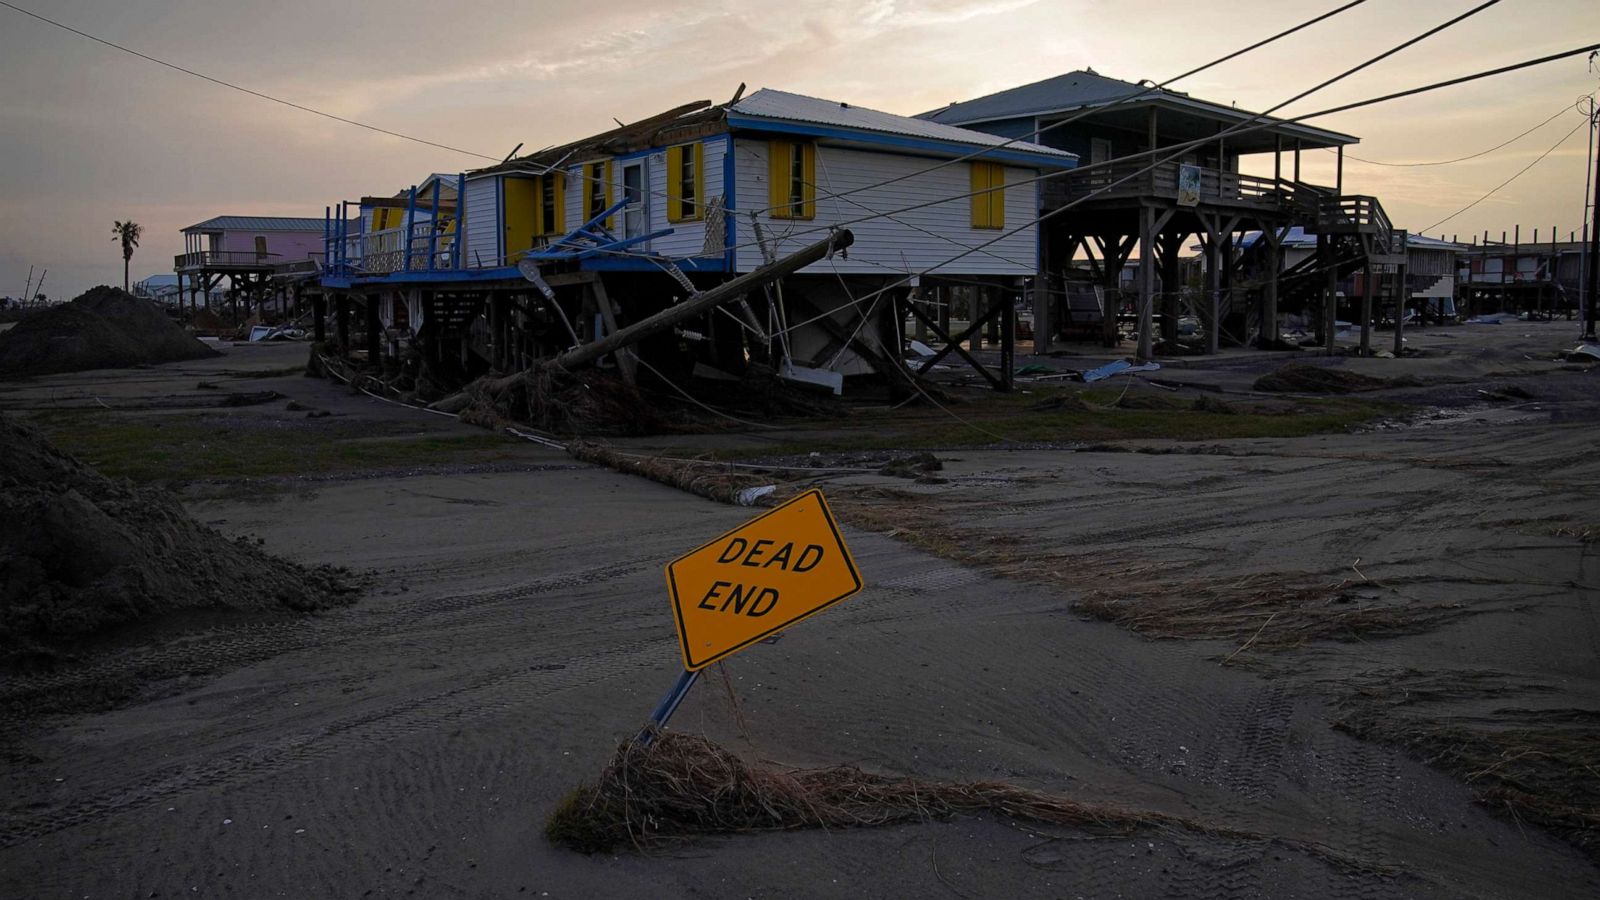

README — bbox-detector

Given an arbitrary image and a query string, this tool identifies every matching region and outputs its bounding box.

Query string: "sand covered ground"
[1,323,1598,898]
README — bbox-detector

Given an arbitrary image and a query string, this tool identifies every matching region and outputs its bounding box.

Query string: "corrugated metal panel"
[921,69,1358,147]
[920,70,1150,124]
[731,139,1036,277]
[731,89,1072,161]
[182,216,325,233]
[462,176,501,268]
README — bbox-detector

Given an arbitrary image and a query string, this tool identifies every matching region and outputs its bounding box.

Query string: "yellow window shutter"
[971,163,1003,228]
[768,141,792,217]
[800,143,816,219]
[604,161,615,226]
[692,142,705,221]
[988,164,1005,228]
[666,146,685,223]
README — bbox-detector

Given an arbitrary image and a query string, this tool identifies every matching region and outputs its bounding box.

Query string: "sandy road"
[2,341,1598,898]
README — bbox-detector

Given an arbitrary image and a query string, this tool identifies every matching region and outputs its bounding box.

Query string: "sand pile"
[0,286,218,378]
[0,414,357,664]
[1252,363,1393,394]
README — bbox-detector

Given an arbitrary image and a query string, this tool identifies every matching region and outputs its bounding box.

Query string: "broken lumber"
[552,229,854,372]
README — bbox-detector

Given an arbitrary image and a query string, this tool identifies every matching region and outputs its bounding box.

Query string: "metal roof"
[729,88,1076,164]
[182,216,326,233]
[920,69,1356,149]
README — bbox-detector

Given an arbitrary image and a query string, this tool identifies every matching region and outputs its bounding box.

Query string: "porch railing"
[175,250,282,270]
[1050,159,1317,213]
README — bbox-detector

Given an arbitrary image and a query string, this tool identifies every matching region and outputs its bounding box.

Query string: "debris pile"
[0,286,218,378]
[0,414,358,665]
[452,367,673,436]
[1252,363,1393,394]
[547,730,1226,854]
[1075,571,1466,650]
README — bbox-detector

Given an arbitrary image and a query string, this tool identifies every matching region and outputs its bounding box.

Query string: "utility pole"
[1588,98,1600,339]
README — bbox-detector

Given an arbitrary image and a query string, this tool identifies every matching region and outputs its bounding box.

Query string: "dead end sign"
[666,489,862,670]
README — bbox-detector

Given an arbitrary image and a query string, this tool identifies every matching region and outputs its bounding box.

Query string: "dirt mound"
[0,286,218,378]
[1253,363,1391,394]
[0,414,358,664]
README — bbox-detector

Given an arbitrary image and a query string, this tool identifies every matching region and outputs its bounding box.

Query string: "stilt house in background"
[921,69,1402,357]
[1457,231,1589,319]
[175,216,325,315]
[317,88,1074,392]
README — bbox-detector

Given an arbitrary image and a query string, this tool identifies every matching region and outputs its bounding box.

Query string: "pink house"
[176,215,326,272]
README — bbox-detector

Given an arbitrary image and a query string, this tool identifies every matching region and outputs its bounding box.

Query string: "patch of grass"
[27,411,532,483]
[703,394,1386,460]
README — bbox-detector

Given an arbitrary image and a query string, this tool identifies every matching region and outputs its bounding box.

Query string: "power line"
[1341,101,1577,166]
[1418,118,1589,233]
[0,0,502,162]
[716,40,1600,264]
[765,5,1551,341]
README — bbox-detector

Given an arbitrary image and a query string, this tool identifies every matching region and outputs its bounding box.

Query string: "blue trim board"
[724,116,1077,170]
[580,256,727,273]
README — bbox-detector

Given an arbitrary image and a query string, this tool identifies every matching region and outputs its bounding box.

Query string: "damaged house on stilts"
[315,88,1076,402]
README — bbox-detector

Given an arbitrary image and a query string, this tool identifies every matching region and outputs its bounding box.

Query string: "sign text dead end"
[666,489,862,670]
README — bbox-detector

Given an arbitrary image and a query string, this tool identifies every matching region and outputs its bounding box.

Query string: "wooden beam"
[589,277,635,385]
[551,230,852,371]
[359,196,458,211]
[905,298,1006,390]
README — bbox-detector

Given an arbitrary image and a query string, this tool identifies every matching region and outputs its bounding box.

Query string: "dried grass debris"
[1076,572,1465,650]
[549,731,1227,854]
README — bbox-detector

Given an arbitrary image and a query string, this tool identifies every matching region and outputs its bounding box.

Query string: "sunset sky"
[2,0,1597,299]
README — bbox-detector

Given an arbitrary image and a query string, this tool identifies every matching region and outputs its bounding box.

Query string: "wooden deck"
[1047,159,1321,214]
[174,250,281,273]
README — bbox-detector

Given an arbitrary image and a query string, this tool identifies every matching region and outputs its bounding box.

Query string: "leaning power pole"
[1588,98,1600,339]
[1587,55,1600,339]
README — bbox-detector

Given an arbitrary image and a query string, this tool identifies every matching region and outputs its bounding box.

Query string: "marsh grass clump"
[549,731,1239,854]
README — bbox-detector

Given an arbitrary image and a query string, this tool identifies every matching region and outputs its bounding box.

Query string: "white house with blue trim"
[317,88,1075,388]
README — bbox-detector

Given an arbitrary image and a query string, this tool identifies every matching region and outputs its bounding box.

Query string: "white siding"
[556,140,726,259]
[731,139,1039,276]
[462,175,500,269]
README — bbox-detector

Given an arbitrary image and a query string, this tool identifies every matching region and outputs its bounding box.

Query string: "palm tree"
[112,220,143,292]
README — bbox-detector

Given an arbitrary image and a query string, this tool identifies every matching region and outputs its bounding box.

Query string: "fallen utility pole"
[552,229,853,371]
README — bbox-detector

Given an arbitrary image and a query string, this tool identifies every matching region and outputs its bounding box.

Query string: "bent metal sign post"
[641,490,862,739]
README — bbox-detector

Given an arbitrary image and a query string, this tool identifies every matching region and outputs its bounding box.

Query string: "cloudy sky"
[2,0,1596,299]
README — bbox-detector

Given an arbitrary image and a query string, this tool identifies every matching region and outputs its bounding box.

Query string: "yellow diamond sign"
[666,489,862,670]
